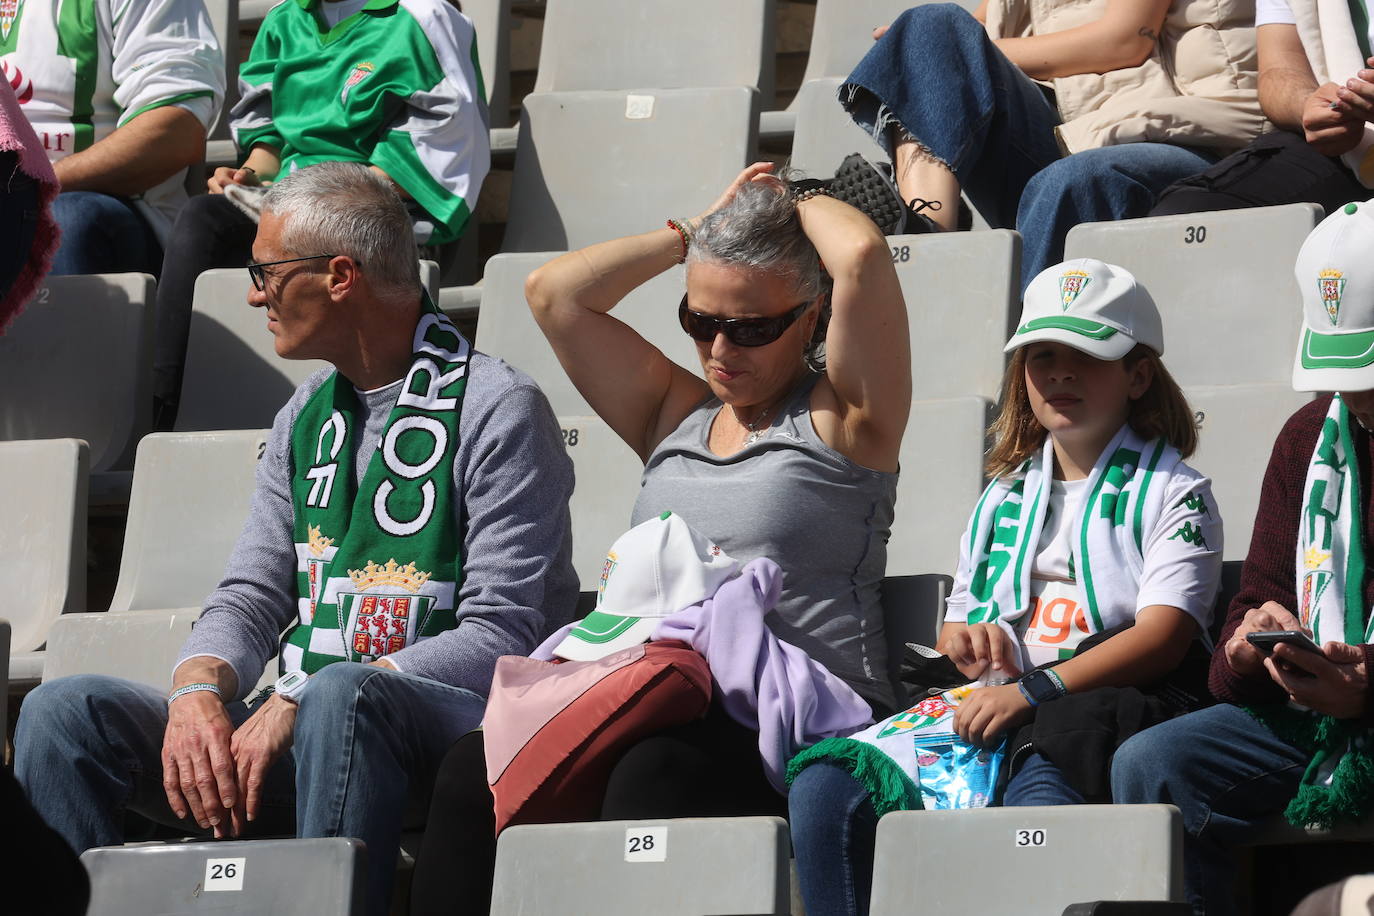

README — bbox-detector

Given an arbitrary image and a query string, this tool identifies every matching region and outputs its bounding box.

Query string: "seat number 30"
[1014,828,1047,847]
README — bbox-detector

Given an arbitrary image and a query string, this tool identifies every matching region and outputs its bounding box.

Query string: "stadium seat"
[532,0,774,101]
[476,253,699,416]
[504,88,759,253]
[0,274,154,471]
[557,416,645,589]
[0,618,10,742]
[888,397,989,578]
[1063,203,1322,388]
[202,0,239,141]
[879,574,951,703]
[81,838,366,916]
[1186,384,1312,562]
[42,609,204,691]
[869,805,1184,915]
[461,0,512,127]
[1,439,88,686]
[490,817,791,915]
[174,262,438,432]
[788,77,888,179]
[108,430,267,613]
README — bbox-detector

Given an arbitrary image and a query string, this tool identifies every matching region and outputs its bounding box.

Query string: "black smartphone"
[1246,630,1323,656]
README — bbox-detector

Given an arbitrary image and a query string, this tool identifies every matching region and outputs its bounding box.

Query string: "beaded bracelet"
[789,180,832,204]
[666,218,692,262]
[167,682,222,706]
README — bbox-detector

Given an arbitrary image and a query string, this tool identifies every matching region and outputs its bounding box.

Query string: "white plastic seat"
[0,439,87,685]
[788,77,888,179]
[888,397,989,578]
[556,416,645,589]
[870,805,1184,915]
[202,0,239,141]
[459,0,511,126]
[43,608,204,691]
[505,88,758,253]
[109,430,268,613]
[1063,203,1322,387]
[533,0,774,101]
[0,274,154,471]
[800,0,983,87]
[490,817,790,915]
[81,838,365,916]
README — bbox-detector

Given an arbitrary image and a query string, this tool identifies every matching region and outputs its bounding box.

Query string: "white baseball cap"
[1292,201,1374,392]
[1005,259,1164,360]
[551,511,739,662]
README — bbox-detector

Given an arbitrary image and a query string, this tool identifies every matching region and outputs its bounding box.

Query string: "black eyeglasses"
[247,254,346,291]
[677,294,812,348]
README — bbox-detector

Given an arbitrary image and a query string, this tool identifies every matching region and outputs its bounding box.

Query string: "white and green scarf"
[1250,395,1374,828]
[279,296,469,675]
[789,424,1184,811]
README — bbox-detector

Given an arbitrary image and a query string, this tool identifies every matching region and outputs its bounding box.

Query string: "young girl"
[786,258,1223,916]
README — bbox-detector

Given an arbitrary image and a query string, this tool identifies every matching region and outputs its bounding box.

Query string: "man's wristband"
[167,683,222,706]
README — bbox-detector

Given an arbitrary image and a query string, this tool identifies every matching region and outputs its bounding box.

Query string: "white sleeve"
[108,0,225,129]
[1135,468,1224,632]
[1256,0,1297,28]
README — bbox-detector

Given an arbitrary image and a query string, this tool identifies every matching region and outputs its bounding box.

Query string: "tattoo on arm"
[1137,26,1158,41]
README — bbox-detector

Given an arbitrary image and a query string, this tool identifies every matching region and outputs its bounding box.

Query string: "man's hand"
[161,690,238,836]
[943,623,1023,681]
[1303,83,1364,155]
[207,166,261,195]
[1225,601,1305,677]
[227,693,298,836]
[1335,58,1374,121]
[952,684,1034,746]
[1266,641,1369,718]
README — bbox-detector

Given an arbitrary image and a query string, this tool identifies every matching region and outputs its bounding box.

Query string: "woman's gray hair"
[687,179,831,369]
[261,162,420,302]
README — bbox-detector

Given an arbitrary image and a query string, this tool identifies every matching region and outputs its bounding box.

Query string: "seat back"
[889,397,988,577]
[0,439,87,653]
[789,77,887,178]
[202,0,239,140]
[801,0,982,86]
[870,805,1184,915]
[880,574,951,704]
[109,431,268,613]
[557,416,645,589]
[43,609,204,690]
[0,275,154,470]
[505,88,758,253]
[476,253,699,416]
[1063,204,1321,387]
[461,0,511,125]
[490,817,790,915]
[81,838,365,916]
[0,618,10,742]
[533,0,775,101]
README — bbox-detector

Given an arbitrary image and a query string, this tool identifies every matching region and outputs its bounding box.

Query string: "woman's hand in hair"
[952,683,1034,747]
[691,162,778,229]
[1225,601,1305,678]
[941,622,1022,681]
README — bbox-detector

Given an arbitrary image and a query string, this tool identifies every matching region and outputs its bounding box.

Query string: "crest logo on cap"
[597,550,619,602]
[1058,269,1090,311]
[1318,269,1346,326]
[341,62,375,103]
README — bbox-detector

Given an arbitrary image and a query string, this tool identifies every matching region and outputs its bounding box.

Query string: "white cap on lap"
[1006,258,1163,360]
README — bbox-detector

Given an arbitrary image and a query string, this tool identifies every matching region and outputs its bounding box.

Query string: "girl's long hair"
[984,344,1197,479]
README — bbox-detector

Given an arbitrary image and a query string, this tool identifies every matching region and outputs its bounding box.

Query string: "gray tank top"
[632,373,899,714]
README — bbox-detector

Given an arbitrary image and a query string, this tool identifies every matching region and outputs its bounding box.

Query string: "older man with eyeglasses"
[14,161,578,916]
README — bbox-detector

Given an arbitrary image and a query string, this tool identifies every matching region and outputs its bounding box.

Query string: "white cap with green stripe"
[1005,258,1163,360]
[1292,201,1374,392]
[551,511,740,662]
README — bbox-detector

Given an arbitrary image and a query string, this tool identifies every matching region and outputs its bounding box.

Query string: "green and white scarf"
[280,296,470,675]
[1250,394,1374,828]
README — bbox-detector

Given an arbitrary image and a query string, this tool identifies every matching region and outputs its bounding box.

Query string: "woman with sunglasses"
[406,163,910,915]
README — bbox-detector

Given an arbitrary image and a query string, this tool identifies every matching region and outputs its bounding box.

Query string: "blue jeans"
[14,664,486,916]
[50,190,161,276]
[1111,704,1308,916]
[841,3,1215,290]
[789,752,1081,916]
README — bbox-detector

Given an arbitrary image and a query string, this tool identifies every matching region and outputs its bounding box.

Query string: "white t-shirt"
[1258,0,1374,57]
[1018,479,1092,668]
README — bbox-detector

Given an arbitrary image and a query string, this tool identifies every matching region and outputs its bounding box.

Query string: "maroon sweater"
[1210,395,1374,719]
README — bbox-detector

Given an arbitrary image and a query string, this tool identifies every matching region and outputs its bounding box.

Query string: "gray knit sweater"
[177,352,580,701]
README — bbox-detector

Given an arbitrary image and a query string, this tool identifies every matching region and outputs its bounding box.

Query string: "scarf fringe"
[1248,705,1374,829]
[787,737,922,817]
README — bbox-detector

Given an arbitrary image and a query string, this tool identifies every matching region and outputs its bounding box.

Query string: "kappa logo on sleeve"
[1168,521,1209,549]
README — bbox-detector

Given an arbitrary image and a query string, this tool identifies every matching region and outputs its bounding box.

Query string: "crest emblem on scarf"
[1318,269,1346,326]
[0,0,23,44]
[1301,570,1332,628]
[0,58,31,103]
[304,524,335,617]
[341,62,375,103]
[1058,269,1090,310]
[338,559,435,659]
[874,686,974,739]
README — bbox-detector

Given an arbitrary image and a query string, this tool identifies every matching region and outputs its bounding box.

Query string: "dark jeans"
[153,193,258,410]
[50,190,161,276]
[408,702,787,916]
[1150,129,1369,218]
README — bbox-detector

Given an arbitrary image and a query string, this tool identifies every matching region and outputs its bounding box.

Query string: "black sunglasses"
[247,254,351,291]
[677,294,812,348]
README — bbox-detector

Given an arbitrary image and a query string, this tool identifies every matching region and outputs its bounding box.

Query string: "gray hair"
[687,180,831,369]
[261,162,420,302]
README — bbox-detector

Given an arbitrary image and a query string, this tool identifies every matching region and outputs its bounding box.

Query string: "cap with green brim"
[1292,201,1374,393]
[1005,258,1163,361]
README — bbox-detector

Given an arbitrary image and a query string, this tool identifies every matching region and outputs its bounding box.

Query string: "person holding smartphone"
[1114,202,1374,916]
